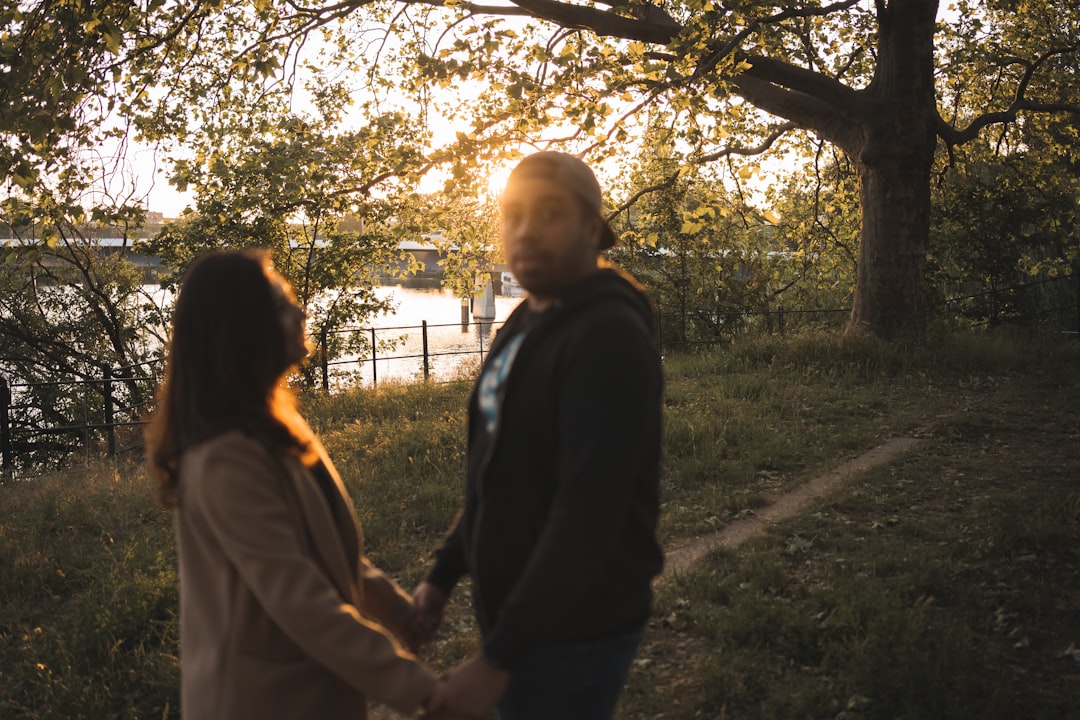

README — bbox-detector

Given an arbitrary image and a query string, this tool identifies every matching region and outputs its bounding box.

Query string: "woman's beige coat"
[175,430,436,719]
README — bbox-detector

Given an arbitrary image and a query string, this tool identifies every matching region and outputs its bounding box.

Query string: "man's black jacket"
[425,267,664,670]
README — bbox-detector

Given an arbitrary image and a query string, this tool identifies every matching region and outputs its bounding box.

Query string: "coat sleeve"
[482,305,662,668]
[356,558,415,641]
[183,439,437,714]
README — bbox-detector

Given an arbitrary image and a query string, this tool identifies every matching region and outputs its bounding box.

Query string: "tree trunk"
[847,0,938,340]
[850,140,933,340]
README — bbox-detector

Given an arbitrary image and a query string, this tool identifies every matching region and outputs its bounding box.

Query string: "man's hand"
[406,581,449,653]
[433,654,510,719]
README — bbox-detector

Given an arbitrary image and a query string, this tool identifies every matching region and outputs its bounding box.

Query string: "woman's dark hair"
[146,249,312,507]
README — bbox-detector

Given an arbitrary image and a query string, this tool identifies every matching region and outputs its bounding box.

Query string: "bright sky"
[135,111,524,218]
[132,92,488,219]
[137,150,191,218]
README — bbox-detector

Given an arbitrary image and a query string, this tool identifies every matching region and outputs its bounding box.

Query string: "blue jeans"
[495,626,645,720]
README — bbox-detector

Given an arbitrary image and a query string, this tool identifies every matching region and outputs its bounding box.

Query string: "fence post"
[778,305,785,335]
[1,375,11,469]
[103,366,116,457]
[656,304,663,350]
[480,323,488,365]
[320,327,329,392]
[422,320,430,381]
[370,327,378,386]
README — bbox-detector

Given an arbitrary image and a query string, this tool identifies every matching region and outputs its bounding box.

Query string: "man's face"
[501,176,601,309]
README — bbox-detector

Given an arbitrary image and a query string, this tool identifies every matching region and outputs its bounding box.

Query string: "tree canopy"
[2,0,1078,341]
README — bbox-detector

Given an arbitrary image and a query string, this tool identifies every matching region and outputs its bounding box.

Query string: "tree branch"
[608,122,798,218]
[698,121,799,163]
[731,74,860,149]
[938,44,1080,146]
[739,54,860,110]
[693,0,862,78]
[506,0,680,43]
[315,0,679,41]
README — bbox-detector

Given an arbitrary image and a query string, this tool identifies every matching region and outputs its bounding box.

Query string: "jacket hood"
[556,264,658,339]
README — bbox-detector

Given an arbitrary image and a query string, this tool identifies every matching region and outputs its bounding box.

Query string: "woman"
[146,250,438,719]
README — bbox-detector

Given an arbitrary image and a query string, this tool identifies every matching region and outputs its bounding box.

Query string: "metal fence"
[314,318,505,391]
[0,361,158,470]
[938,274,1080,332]
[0,318,513,470]
[2,275,1076,471]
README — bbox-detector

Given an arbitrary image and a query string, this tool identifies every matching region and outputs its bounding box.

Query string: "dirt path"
[661,437,921,578]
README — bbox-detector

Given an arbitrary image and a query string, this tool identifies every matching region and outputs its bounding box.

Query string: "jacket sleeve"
[482,305,662,668]
[183,440,437,714]
[424,511,468,594]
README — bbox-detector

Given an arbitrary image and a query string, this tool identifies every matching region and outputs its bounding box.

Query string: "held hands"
[409,585,508,718]
[421,654,510,720]
[405,581,449,653]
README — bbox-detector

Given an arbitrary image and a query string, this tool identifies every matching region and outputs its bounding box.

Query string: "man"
[413,151,664,720]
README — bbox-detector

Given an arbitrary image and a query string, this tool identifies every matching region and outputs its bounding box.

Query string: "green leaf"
[104,28,122,55]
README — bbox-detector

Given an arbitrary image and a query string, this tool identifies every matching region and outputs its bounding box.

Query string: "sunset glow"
[485,162,516,201]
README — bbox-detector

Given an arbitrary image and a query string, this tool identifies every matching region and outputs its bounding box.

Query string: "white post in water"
[473,274,496,320]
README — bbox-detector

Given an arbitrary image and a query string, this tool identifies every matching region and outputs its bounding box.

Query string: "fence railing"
[0,360,159,470]
[0,305,845,470]
[2,274,1076,471]
[0,316,514,470]
[314,318,504,391]
[938,274,1080,332]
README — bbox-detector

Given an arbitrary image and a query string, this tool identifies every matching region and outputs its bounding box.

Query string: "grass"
[626,333,1080,720]
[1,330,1078,719]
[0,463,177,719]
